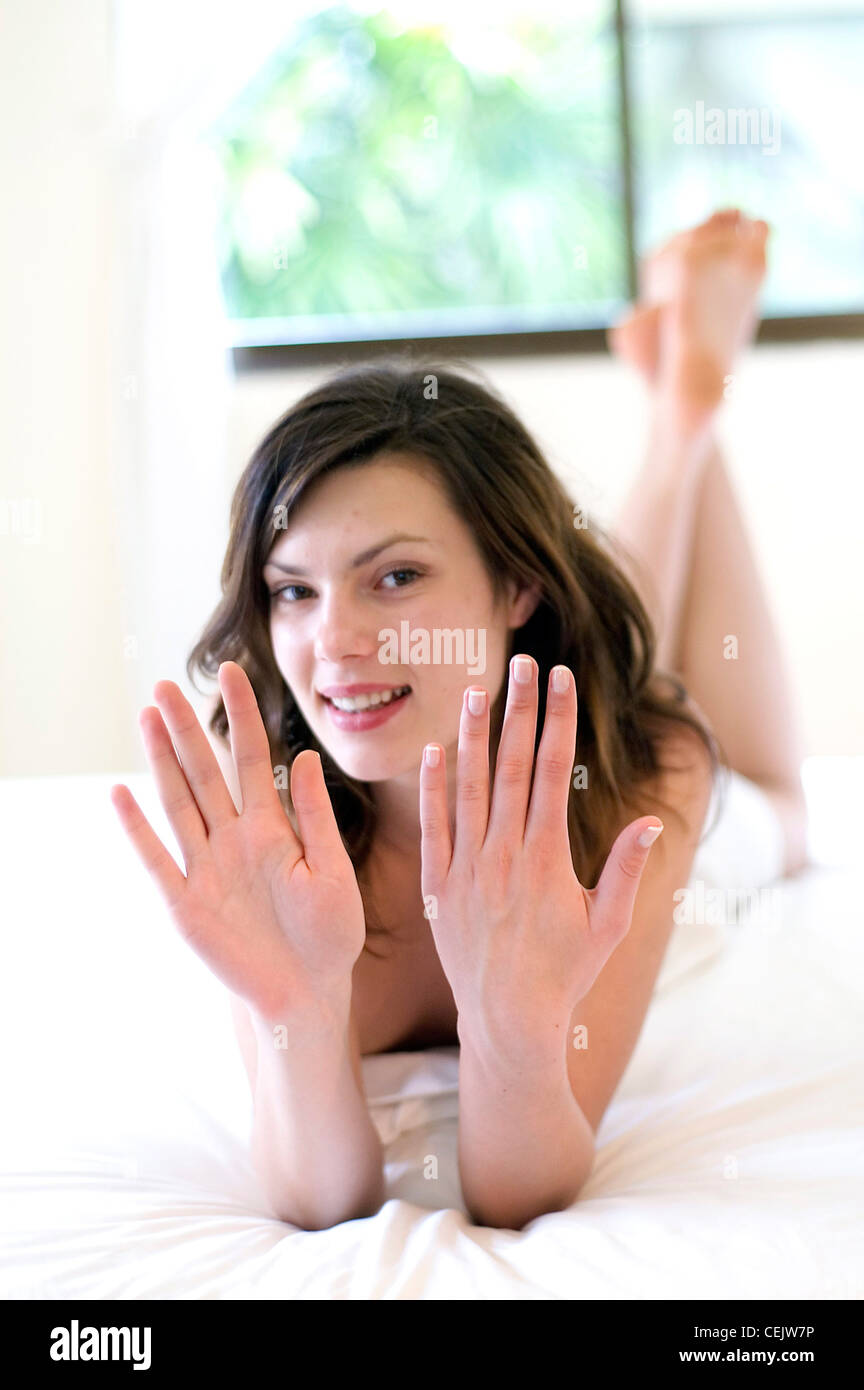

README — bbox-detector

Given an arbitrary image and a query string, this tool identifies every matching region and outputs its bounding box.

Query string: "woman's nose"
[312,595,380,664]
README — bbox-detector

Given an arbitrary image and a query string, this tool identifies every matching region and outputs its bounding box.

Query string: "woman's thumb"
[590,819,664,941]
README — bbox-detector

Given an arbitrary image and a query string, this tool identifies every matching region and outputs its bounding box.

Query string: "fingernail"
[638,823,664,848]
[467,688,486,716]
[512,656,533,685]
[552,665,570,694]
[424,744,440,767]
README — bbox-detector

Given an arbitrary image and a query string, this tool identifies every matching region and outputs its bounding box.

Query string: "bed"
[1,759,861,1300]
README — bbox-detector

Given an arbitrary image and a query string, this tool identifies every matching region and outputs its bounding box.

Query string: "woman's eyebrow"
[264,532,433,577]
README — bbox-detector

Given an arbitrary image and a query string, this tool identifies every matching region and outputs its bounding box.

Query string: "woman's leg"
[670,435,808,873]
[610,212,809,873]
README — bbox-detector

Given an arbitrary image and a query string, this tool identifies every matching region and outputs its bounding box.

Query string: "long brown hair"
[187,354,725,957]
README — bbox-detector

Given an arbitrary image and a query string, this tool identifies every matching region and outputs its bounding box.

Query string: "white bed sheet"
[0,765,861,1300]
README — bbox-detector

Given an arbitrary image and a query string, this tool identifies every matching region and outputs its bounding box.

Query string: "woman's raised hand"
[110,661,366,1020]
[419,655,664,1068]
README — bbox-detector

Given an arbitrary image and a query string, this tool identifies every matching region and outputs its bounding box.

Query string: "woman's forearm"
[613,399,716,673]
[247,994,385,1231]
[456,1031,596,1230]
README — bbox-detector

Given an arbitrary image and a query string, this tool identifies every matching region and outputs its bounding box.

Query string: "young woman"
[110,209,808,1233]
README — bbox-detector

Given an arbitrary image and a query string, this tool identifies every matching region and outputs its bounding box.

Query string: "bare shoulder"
[618,708,716,872]
[646,702,716,823]
[566,709,715,1133]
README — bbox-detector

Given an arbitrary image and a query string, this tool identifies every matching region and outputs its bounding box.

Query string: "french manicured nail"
[552,666,570,694]
[467,688,486,716]
[513,656,533,684]
[424,744,440,767]
[638,823,664,848]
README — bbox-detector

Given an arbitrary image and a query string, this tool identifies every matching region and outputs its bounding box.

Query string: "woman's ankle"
[644,389,718,483]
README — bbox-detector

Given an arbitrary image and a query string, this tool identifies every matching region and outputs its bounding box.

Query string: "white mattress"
[0,762,861,1300]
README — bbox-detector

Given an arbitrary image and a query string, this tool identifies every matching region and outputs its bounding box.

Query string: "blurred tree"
[205,3,626,332]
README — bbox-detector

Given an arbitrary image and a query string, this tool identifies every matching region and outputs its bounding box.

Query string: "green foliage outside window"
[205,4,627,333]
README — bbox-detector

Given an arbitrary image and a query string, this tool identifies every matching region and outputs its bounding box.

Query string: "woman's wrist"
[249,978,353,1045]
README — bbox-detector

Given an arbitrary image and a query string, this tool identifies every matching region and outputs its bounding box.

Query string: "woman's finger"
[219,661,286,814]
[139,706,209,866]
[419,742,452,894]
[153,680,237,833]
[587,818,664,946]
[452,684,490,860]
[110,783,187,912]
[524,664,578,854]
[485,654,538,849]
[289,750,343,875]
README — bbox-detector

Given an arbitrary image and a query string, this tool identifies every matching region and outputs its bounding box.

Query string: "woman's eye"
[271,584,311,603]
[270,568,420,604]
[380,567,420,589]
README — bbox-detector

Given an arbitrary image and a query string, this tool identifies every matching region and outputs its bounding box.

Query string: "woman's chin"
[330,748,422,785]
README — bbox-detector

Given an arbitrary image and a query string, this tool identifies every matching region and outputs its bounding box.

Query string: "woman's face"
[263,453,539,793]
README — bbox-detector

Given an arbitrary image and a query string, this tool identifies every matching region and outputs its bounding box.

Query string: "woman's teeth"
[326,685,411,712]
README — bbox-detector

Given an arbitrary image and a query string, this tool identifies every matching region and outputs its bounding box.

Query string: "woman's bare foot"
[608,209,770,424]
[607,302,664,381]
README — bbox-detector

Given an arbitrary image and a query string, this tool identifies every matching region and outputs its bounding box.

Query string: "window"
[204,0,864,356]
[629,0,864,316]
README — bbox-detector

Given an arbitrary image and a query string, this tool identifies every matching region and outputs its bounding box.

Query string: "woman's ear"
[506,578,543,630]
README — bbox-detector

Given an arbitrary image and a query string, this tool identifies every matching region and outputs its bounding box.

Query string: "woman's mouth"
[319,684,412,731]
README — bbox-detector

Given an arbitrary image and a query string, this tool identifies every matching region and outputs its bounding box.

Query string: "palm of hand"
[111,663,366,1018]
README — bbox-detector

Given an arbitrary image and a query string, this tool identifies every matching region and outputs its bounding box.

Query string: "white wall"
[0,0,130,775]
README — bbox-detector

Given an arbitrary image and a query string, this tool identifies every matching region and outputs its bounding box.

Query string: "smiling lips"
[318,682,411,712]
[318,682,413,729]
